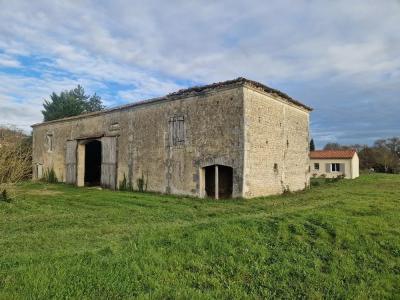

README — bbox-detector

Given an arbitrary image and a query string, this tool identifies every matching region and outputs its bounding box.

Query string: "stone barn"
[32,78,312,198]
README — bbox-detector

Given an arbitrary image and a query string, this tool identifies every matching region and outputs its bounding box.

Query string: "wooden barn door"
[65,140,77,184]
[101,136,118,190]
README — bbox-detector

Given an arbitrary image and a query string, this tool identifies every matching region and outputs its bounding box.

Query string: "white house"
[310,150,359,179]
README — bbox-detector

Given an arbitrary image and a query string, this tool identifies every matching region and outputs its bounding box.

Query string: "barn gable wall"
[242,86,311,197]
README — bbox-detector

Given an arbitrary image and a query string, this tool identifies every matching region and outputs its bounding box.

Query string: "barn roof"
[32,77,312,127]
[310,150,357,159]
[167,77,312,111]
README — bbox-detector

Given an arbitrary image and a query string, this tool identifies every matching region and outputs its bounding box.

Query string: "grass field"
[1,174,399,299]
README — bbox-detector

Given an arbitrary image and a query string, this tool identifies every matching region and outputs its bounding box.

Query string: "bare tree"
[373,137,400,173]
[323,137,400,173]
[323,142,343,150]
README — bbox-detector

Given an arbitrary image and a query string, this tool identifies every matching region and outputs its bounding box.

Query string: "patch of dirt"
[26,190,64,196]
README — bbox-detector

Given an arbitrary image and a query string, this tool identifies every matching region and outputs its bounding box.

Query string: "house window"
[169,116,185,146]
[331,163,340,172]
[314,163,319,170]
[46,134,53,152]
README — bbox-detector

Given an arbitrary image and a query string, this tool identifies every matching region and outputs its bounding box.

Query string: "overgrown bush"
[0,127,32,200]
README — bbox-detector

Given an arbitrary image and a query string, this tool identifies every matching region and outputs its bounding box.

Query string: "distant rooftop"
[32,77,312,127]
[310,150,357,159]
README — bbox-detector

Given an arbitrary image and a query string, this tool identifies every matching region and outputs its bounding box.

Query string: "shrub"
[41,167,58,183]
[0,127,32,200]
[137,172,148,192]
[324,175,345,184]
[119,174,128,191]
[311,181,320,187]
[0,189,10,202]
[282,185,292,195]
[119,173,134,191]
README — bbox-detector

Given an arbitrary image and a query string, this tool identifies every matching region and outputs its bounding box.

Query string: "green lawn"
[1,175,399,299]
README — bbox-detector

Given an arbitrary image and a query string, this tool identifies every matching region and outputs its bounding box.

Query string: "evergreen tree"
[42,85,105,121]
[310,138,315,151]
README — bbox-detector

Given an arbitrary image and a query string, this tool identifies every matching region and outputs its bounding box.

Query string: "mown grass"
[0,174,399,299]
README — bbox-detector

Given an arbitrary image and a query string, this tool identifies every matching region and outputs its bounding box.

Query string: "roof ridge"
[166,77,312,111]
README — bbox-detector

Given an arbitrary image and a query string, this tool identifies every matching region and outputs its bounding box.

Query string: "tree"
[357,146,376,170]
[385,137,400,159]
[323,143,343,150]
[323,142,360,151]
[373,137,400,173]
[309,139,315,151]
[374,147,397,173]
[42,85,105,121]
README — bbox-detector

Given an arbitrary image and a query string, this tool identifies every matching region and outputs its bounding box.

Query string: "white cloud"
[0,53,21,68]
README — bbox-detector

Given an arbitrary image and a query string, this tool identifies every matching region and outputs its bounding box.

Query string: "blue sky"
[0,0,399,148]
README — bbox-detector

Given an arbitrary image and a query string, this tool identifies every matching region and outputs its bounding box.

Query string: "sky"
[0,0,399,148]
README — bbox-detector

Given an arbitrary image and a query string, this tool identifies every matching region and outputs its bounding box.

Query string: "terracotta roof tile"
[310,150,356,159]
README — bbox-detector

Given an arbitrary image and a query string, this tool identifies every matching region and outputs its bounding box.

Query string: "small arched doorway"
[84,140,102,186]
[204,165,233,199]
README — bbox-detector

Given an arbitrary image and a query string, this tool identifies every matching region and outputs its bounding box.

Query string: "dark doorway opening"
[85,140,102,186]
[205,165,215,198]
[218,165,233,198]
[204,165,233,199]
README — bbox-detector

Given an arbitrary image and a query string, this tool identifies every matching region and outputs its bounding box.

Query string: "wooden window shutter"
[325,163,331,173]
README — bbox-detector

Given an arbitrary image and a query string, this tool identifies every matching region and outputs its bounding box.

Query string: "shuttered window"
[169,116,185,146]
[46,134,53,152]
[331,163,340,172]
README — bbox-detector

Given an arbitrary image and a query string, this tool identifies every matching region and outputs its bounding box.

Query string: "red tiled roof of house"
[310,150,356,159]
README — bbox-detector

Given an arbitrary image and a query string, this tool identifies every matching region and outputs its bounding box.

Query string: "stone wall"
[32,86,245,197]
[242,85,310,197]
